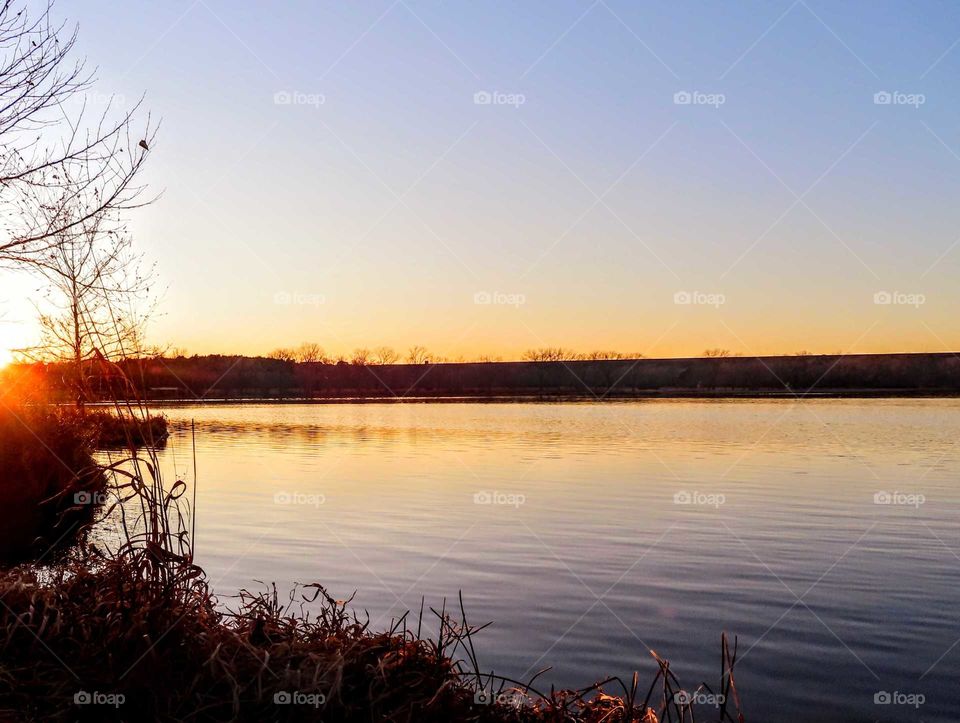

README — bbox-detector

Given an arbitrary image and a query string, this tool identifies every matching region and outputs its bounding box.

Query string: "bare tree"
[407,345,429,364]
[350,348,371,366]
[0,1,155,267]
[522,347,577,362]
[583,350,628,360]
[702,348,731,358]
[371,346,399,365]
[23,211,152,408]
[294,342,326,363]
[267,348,296,362]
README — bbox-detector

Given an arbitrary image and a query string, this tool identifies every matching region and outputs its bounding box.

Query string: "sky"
[2,0,960,362]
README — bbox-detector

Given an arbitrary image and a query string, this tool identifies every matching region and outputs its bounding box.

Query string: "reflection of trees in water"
[160,412,637,457]
[159,401,960,459]
[165,418,574,450]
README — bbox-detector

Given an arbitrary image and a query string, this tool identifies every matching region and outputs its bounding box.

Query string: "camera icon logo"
[473,689,493,705]
[873,91,892,105]
[673,290,692,305]
[473,491,493,505]
[874,691,892,704]
[474,91,492,105]
[474,291,492,305]
[674,491,692,505]
[74,691,91,705]
[273,291,292,305]
[873,491,892,505]
[873,291,892,305]
[73,491,92,505]
[673,90,692,105]
[273,691,292,705]
[274,91,292,105]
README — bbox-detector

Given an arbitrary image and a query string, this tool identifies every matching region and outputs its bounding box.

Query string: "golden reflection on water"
[140,399,960,723]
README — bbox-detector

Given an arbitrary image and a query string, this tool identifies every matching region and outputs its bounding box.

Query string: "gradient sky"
[2,0,960,361]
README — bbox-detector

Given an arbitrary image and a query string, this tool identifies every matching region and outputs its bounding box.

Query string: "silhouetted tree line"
[7,352,960,401]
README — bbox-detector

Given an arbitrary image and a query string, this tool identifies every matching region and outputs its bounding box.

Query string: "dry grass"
[0,550,743,722]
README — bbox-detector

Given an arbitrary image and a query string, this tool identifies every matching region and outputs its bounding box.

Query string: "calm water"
[130,400,960,721]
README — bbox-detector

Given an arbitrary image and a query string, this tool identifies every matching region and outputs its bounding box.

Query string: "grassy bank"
[82,408,169,448]
[0,407,743,722]
[0,405,105,562]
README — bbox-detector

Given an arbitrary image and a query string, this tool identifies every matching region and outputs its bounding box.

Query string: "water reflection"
[150,400,960,722]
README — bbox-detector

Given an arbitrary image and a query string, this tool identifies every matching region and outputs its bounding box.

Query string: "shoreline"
[88,389,960,405]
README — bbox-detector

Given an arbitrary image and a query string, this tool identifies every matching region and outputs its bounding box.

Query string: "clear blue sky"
[3,0,959,360]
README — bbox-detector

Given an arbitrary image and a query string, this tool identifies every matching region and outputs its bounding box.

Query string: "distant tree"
[407,345,430,364]
[372,346,399,364]
[702,348,732,358]
[475,354,502,363]
[295,342,326,363]
[793,350,812,356]
[522,347,577,362]
[583,350,629,360]
[351,348,371,365]
[267,348,296,362]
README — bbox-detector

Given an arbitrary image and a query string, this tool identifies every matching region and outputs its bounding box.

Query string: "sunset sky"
[2,0,960,362]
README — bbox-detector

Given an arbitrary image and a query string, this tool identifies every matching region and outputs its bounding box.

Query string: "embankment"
[6,352,960,401]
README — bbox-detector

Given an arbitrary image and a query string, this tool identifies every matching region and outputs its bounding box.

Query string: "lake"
[128,399,960,721]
